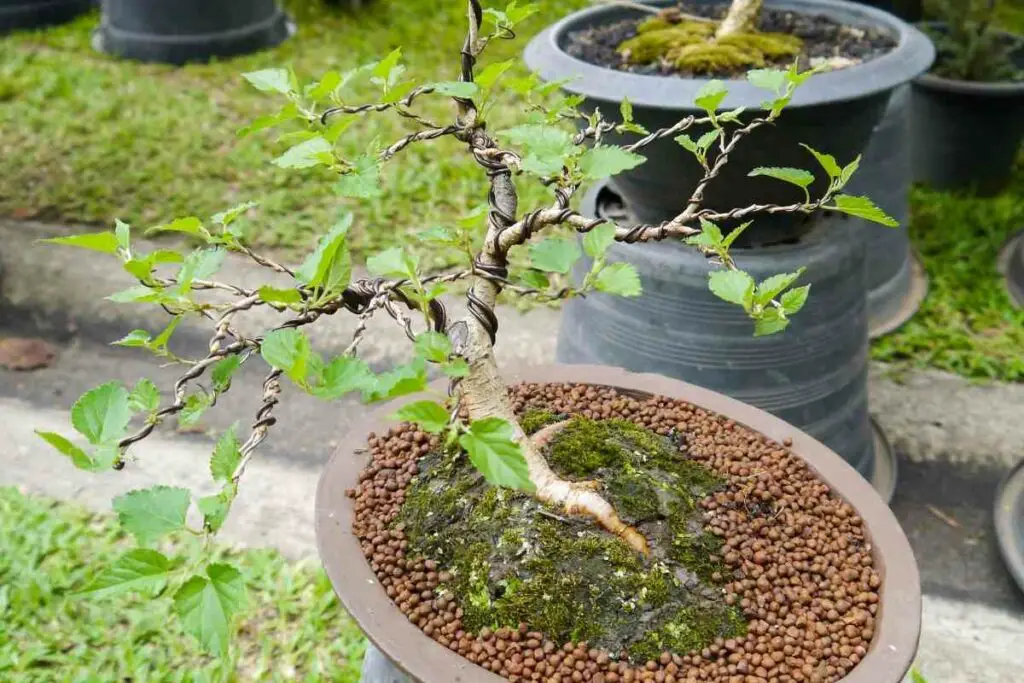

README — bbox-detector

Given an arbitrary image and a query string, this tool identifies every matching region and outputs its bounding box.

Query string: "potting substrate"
[318,368,920,683]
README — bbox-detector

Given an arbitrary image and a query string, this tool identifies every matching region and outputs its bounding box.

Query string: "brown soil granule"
[347,382,881,682]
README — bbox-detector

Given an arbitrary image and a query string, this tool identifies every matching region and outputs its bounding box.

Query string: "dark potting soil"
[565,3,899,79]
[349,383,882,682]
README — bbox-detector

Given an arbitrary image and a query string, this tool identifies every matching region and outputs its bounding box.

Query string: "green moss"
[520,409,563,435]
[618,25,710,64]
[672,42,766,71]
[718,32,803,59]
[396,418,744,660]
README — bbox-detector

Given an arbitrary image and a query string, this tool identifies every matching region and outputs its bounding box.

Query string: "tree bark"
[716,0,763,38]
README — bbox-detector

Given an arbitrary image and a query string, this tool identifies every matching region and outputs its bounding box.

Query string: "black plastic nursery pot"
[524,0,935,246]
[999,228,1024,309]
[94,0,293,65]
[0,0,91,34]
[910,24,1024,196]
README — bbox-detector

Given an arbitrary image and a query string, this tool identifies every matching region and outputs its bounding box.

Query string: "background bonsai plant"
[37,0,895,658]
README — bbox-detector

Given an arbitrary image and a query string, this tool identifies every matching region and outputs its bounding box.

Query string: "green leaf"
[210,426,242,483]
[431,81,479,97]
[145,216,208,240]
[79,549,171,597]
[594,262,642,297]
[582,223,617,259]
[839,155,861,188]
[107,285,165,304]
[153,317,181,350]
[443,358,470,378]
[176,248,226,293]
[694,80,727,112]
[675,134,699,155]
[748,167,814,188]
[718,106,748,123]
[179,393,214,428]
[41,232,120,254]
[578,146,646,180]
[371,48,403,82]
[529,237,581,275]
[261,329,312,384]
[754,312,790,337]
[113,486,192,544]
[129,379,161,413]
[518,269,550,290]
[475,60,515,90]
[238,104,298,137]
[747,69,788,94]
[708,270,755,310]
[212,201,258,227]
[685,218,724,249]
[295,214,354,290]
[414,332,452,363]
[498,124,574,176]
[112,330,152,349]
[243,69,293,94]
[720,221,752,250]
[828,194,899,227]
[696,129,720,152]
[620,97,634,123]
[115,219,131,251]
[336,155,383,198]
[367,247,418,280]
[71,382,132,446]
[459,418,534,492]
[198,490,233,533]
[311,356,374,399]
[755,268,805,305]
[307,70,341,100]
[418,225,458,246]
[174,564,246,657]
[36,431,95,470]
[273,136,333,170]
[800,144,841,179]
[365,360,428,402]
[781,285,810,315]
[211,356,242,393]
[391,400,450,433]
[258,286,303,305]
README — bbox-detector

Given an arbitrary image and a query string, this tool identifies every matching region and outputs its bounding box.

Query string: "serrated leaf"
[79,549,171,597]
[620,97,634,123]
[179,393,214,428]
[529,237,581,274]
[694,80,727,112]
[211,356,242,393]
[174,564,246,657]
[365,360,428,402]
[708,270,755,310]
[594,262,642,297]
[243,69,292,94]
[431,81,479,97]
[755,268,805,305]
[71,382,132,446]
[391,400,450,433]
[307,70,341,100]
[800,144,841,179]
[578,146,646,180]
[685,218,724,249]
[153,317,181,350]
[720,221,752,250]
[747,69,788,94]
[748,167,814,188]
[296,214,354,290]
[696,129,720,151]
[754,313,790,337]
[518,270,550,290]
[237,104,298,137]
[459,418,533,492]
[498,124,574,176]
[781,285,810,315]
[311,355,374,399]
[258,286,303,305]
[146,216,208,240]
[582,223,617,259]
[839,156,861,188]
[675,134,698,154]
[176,248,226,293]
[36,431,95,470]
[210,426,242,483]
[198,490,233,533]
[129,379,160,413]
[336,155,383,198]
[828,194,899,227]
[41,232,121,254]
[113,486,192,545]
[367,247,418,280]
[718,106,747,123]
[371,48,403,82]
[476,60,515,89]
[115,219,130,251]
[418,225,458,245]
[261,329,311,384]
[443,358,470,378]
[414,332,452,363]
[211,201,258,227]
[112,330,152,348]
[273,136,333,170]
[107,285,165,304]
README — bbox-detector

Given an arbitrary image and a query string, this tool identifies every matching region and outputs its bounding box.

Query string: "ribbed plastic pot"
[998,228,1024,309]
[910,24,1024,196]
[523,0,934,246]
[0,0,91,34]
[94,0,293,65]
[842,84,928,337]
[317,365,922,683]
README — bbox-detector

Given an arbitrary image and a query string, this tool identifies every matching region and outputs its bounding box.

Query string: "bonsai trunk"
[716,0,763,38]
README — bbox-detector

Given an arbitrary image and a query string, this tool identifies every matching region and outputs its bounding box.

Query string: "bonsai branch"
[716,0,763,38]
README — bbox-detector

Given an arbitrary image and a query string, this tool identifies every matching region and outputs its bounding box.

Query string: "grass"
[0,0,1020,382]
[0,487,365,682]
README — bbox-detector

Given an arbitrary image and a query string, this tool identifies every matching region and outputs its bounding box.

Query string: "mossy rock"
[396,417,745,662]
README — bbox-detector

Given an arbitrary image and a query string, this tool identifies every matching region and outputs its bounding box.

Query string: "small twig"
[926,505,962,529]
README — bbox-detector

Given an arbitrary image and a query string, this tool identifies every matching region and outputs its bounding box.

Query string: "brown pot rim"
[315,364,921,683]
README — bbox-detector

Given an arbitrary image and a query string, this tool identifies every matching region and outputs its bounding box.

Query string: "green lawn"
[0,487,365,682]
[0,0,1020,382]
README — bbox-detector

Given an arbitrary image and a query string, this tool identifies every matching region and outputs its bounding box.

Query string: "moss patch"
[520,409,564,436]
[618,21,801,72]
[396,418,744,661]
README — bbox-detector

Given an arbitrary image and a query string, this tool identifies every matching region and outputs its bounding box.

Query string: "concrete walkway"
[3,218,1024,682]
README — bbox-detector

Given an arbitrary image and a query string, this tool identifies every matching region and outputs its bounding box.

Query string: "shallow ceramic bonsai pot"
[316,364,921,683]
[910,23,1024,196]
[524,0,934,246]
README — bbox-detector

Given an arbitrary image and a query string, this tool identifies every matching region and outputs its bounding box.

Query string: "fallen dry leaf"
[0,337,59,371]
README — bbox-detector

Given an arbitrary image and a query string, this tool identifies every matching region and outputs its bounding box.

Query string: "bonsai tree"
[38,0,894,656]
[923,0,1022,81]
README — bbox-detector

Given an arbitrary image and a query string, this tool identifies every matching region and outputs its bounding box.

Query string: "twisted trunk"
[716,0,762,38]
